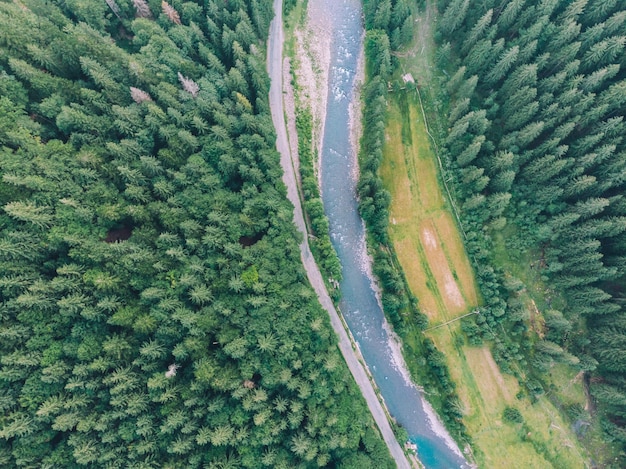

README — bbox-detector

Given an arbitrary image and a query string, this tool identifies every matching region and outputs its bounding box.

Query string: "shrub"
[503,406,524,424]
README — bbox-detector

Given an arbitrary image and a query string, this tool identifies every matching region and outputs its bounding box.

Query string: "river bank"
[286,1,469,467]
[287,0,362,187]
[291,0,331,177]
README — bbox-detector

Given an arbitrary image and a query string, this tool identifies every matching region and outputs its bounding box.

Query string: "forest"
[433,0,626,462]
[0,0,395,467]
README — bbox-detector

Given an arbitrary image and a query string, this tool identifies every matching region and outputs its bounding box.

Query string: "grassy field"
[379,4,591,466]
[381,91,476,323]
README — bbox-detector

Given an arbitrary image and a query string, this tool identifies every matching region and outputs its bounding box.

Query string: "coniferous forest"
[435,0,626,460]
[0,0,395,467]
[5,0,626,465]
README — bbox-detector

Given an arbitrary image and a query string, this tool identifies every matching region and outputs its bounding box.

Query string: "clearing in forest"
[381,89,477,324]
[379,4,589,467]
[382,88,587,469]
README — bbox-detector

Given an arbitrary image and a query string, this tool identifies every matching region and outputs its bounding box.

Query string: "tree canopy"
[436,0,626,459]
[0,0,393,467]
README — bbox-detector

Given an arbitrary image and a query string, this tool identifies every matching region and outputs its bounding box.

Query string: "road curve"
[267,1,411,468]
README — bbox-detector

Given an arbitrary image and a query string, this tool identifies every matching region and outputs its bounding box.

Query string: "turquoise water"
[317,1,469,467]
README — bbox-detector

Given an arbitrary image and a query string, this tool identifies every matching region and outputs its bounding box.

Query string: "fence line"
[412,81,468,241]
[424,310,479,331]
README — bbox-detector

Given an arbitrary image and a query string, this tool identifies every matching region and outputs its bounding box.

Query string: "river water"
[317,1,469,467]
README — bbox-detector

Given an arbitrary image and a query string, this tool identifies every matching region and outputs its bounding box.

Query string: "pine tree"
[581,36,626,71]
[438,0,470,36]
[485,45,519,85]
[456,135,485,167]
[496,0,525,34]
[460,9,494,56]
[161,1,181,25]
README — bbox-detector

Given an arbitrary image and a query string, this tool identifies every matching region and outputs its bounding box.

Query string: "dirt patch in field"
[420,221,465,314]
[528,299,546,339]
[433,212,479,306]
[442,270,464,310]
[421,225,438,249]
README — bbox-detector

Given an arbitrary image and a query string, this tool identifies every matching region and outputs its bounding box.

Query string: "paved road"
[267,1,411,467]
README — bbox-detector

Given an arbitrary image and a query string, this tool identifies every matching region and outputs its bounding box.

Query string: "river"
[317,0,469,467]
[268,0,411,466]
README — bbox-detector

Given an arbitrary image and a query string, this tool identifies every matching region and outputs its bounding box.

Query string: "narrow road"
[267,1,411,467]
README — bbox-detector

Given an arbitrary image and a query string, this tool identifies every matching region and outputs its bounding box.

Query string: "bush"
[503,406,524,424]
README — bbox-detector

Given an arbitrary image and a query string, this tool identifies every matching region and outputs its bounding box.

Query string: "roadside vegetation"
[283,2,343,300]
[0,0,395,466]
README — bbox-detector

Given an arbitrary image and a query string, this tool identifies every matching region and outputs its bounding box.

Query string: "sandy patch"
[481,347,512,402]
[292,2,332,179]
[382,320,420,388]
[421,395,467,460]
[442,270,464,309]
[528,299,546,339]
[421,226,438,249]
[434,213,479,306]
